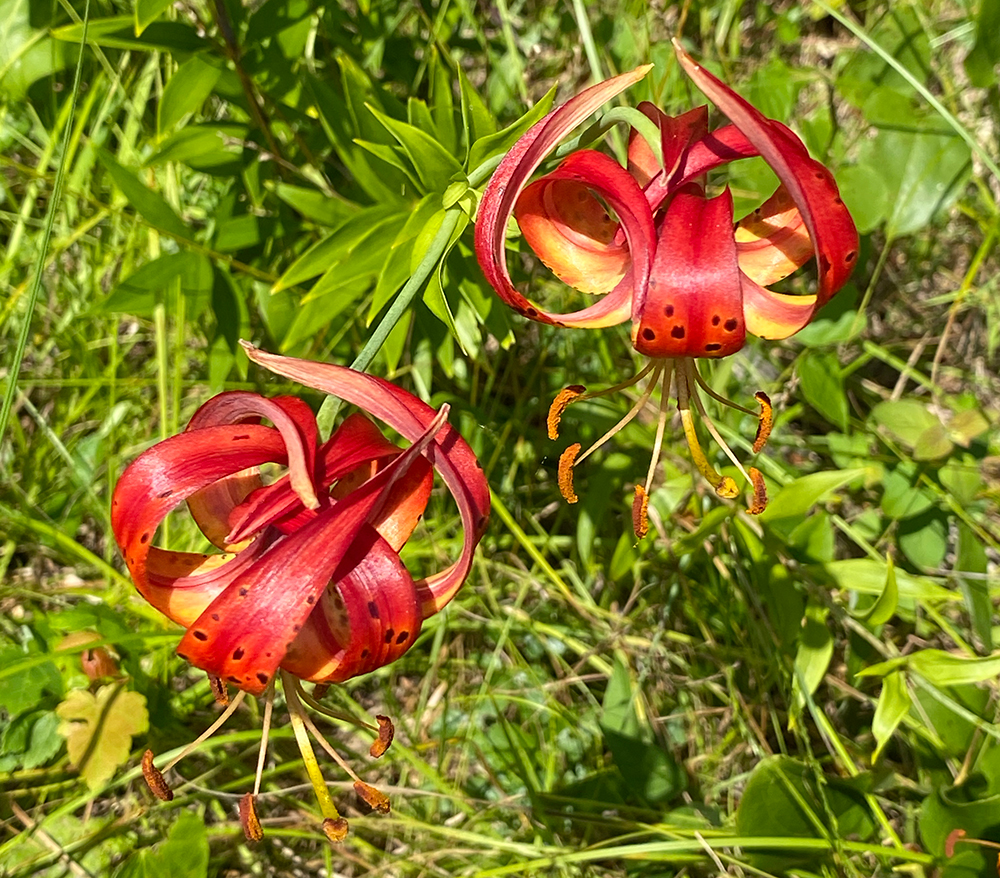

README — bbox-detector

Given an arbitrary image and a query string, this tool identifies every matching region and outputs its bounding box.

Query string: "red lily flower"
[112,342,489,840]
[475,41,858,532]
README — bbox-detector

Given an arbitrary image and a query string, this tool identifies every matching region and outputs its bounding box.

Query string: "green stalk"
[281,670,340,821]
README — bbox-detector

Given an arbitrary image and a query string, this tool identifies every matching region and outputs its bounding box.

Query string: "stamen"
[297,687,379,732]
[632,485,649,539]
[313,683,330,700]
[323,817,350,843]
[163,689,248,772]
[748,467,768,515]
[643,362,674,495]
[691,365,756,416]
[142,749,173,801]
[281,671,342,823]
[752,392,773,453]
[252,681,275,796]
[370,715,394,758]
[208,674,229,706]
[558,444,581,504]
[547,385,586,440]
[239,793,264,842]
[581,360,658,400]
[295,698,364,785]
[676,362,738,499]
[576,362,664,466]
[685,360,753,486]
[354,781,391,813]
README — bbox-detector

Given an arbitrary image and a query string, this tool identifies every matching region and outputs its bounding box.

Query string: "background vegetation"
[1,0,998,876]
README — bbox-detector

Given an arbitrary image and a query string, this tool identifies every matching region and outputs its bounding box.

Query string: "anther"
[142,749,173,801]
[239,792,264,841]
[354,781,391,813]
[558,443,581,504]
[747,467,767,514]
[715,476,740,499]
[752,392,773,453]
[632,485,649,539]
[547,385,586,440]
[370,715,394,758]
[323,817,350,843]
[208,674,229,706]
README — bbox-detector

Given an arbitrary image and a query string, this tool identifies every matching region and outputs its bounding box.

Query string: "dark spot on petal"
[265,652,272,658]
[140,533,149,544]
[525,307,539,317]
[233,647,244,660]
[712,315,721,326]
[157,490,174,499]
[361,648,370,658]
[177,652,190,662]
[671,325,685,339]
[227,675,240,684]
[256,673,269,686]
[834,197,843,205]
[820,255,831,274]
[396,631,409,644]
[239,587,248,596]
[211,613,220,621]
[724,318,738,332]
[845,250,857,263]
[193,630,208,641]
[815,171,825,180]
[385,629,395,644]
[705,343,722,352]
[665,304,674,317]
[293,624,301,632]
[232,433,250,440]
[642,328,656,341]
[306,595,315,605]
[368,601,380,619]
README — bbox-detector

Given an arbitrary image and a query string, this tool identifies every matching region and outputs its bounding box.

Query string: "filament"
[163,690,248,772]
[685,360,753,485]
[643,362,674,495]
[281,670,341,821]
[252,681,275,796]
[576,362,664,465]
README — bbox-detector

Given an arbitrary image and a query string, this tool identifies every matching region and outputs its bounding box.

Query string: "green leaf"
[145,123,246,174]
[956,522,991,651]
[871,670,910,763]
[947,408,990,447]
[56,685,149,790]
[871,398,939,447]
[271,183,360,227]
[797,350,849,430]
[0,0,71,102]
[53,17,208,52]
[134,0,176,35]
[855,554,899,627]
[367,104,464,192]
[909,649,1000,686]
[791,603,834,717]
[468,86,556,172]
[458,65,497,155]
[0,709,63,770]
[881,464,934,520]
[759,468,867,521]
[101,251,213,316]
[115,810,209,878]
[964,0,1000,87]
[157,55,221,135]
[0,646,62,717]
[96,148,193,240]
[837,164,889,235]
[913,422,953,460]
[819,558,953,603]
[898,509,949,571]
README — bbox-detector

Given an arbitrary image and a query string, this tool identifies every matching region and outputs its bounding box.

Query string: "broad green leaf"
[115,810,209,878]
[759,468,866,521]
[0,0,71,102]
[871,399,939,448]
[956,522,991,651]
[157,55,221,135]
[791,604,834,719]
[912,422,953,461]
[921,784,1000,878]
[861,554,898,626]
[97,148,193,240]
[367,104,464,192]
[0,709,62,771]
[939,457,983,505]
[134,0,175,35]
[898,509,948,571]
[458,65,497,156]
[964,0,1000,87]
[0,646,63,717]
[56,685,149,790]
[909,650,1000,686]
[871,670,910,763]
[819,558,954,603]
[797,350,849,430]
[101,251,212,316]
[881,465,934,519]
[53,17,207,52]
[270,182,360,227]
[947,408,990,447]
[353,139,421,187]
[468,86,556,172]
[837,164,889,234]
[145,123,246,174]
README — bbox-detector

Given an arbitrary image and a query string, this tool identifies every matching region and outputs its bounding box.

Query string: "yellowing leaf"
[56,685,149,790]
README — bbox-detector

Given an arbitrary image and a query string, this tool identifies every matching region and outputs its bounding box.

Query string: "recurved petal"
[514,177,629,294]
[741,273,818,340]
[736,185,814,286]
[674,40,859,309]
[474,65,653,325]
[241,344,491,621]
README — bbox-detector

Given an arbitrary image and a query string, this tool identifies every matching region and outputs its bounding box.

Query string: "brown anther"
[747,467,768,515]
[208,674,229,706]
[239,792,263,842]
[945,829,967,858]
[354,780,391,814]
[715,476,739,499]
[558,443,581,504]
[312,683,330,700]
[632,485,649,539]
[547,385,586,440]
[141,749,173,801]
[370,715,394,758]
[752,391,773,453]
[322,817,350,843]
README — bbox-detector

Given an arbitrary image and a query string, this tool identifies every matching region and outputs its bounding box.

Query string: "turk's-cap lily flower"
[113,342,490,840]
[474,41,858,532]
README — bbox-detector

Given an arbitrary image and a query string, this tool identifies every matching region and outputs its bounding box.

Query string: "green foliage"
[1,0,997,876]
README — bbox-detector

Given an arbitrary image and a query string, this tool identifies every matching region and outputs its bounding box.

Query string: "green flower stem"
[281,670,340,821]
[316,207,462,436]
